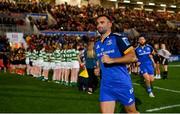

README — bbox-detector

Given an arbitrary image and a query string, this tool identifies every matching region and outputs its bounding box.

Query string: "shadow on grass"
[136,76,146,89]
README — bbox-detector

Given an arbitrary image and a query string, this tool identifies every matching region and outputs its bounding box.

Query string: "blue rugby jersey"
[94,33,133,87]
[135,44,153,64]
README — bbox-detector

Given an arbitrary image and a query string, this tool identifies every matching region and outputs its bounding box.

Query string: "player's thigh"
[144,73,154,82]
[124,102,138,113]
[149,75,155,82]
[100,101,115,113]
[143,73,150,81]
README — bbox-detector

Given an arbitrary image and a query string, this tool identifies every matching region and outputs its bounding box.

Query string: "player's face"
[96,16,112,35]
[161,44,166,49]
[154,44,159,50]
[138,37,146,46]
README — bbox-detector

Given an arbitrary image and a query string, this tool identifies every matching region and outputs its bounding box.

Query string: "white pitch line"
[146,104,180,112]
[168,65,180,67]
[153,86,180,94]
[133,83,180,112]
[133,83,180,94]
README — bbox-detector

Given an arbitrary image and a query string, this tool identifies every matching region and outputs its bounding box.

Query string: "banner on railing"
[169,55,180,62]
[40,31,97,36]
[26,13,48,21]
[6,32,27,49]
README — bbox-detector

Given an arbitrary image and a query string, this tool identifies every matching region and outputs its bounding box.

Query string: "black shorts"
[161,57,168,65]
[154,55,161,64]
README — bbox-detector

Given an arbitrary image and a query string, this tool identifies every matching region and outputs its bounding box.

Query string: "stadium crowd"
[48,3,179,33]
[1,0,179,33]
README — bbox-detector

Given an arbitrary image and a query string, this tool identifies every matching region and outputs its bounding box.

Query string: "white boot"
[155,75,158,79]
[149,92,155,98]
[158,75,161,79]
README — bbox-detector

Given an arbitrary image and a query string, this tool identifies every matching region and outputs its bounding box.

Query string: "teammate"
[94,15,138,113]
[135,36,155,98]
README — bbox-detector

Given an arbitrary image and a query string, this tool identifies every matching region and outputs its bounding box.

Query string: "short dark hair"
[139,34,146,38]
[97,15,112,22]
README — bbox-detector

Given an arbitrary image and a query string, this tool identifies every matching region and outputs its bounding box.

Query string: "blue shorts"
[99,85,135,106]
[139,63,154,76]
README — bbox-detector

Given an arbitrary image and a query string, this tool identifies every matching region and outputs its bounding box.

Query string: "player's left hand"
[101,54,113,64]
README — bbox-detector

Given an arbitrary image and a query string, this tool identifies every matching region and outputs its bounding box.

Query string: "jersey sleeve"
[135,47,138,56]
[116,36,133,54]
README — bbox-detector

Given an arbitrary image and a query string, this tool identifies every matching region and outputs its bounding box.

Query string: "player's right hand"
[101,54,113,64]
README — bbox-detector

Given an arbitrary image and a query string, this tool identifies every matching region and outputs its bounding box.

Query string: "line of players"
[24,43,81,86]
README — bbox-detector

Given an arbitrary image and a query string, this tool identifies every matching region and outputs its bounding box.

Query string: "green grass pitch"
[0,62,180,113]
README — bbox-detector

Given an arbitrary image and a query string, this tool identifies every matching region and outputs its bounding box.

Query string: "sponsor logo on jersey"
[96,44,100,49]
[122,37,130,46]
[128,98,133,103]
[107,39,112,46]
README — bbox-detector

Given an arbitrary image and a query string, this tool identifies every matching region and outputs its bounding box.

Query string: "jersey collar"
[101,32,112,43]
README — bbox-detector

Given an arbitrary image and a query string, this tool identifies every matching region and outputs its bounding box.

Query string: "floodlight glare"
[108,0,117,1]
[123,0,130,3]
[149,3,155,6]
[170,5,176,8]
[160,4,166,7]
[137,2,143,5]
